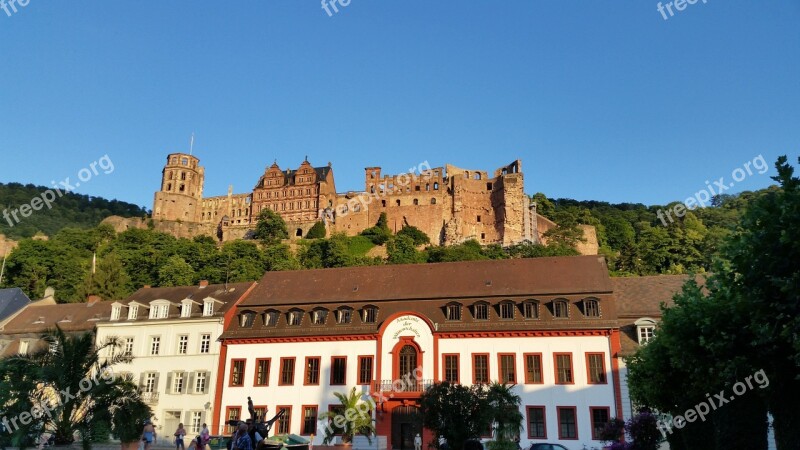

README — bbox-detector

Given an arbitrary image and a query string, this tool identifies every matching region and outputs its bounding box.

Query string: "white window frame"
[124,337,135,356]
[200,334,211,354]
[178,335,189,355]
[128,305,139,320]
[635,318,658,345]
[150,336,161,356]
[111,305,121,321]
[203,300,214,317]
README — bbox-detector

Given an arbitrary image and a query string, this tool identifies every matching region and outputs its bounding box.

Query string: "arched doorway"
[392,339,422,392]
[391,405,421,450]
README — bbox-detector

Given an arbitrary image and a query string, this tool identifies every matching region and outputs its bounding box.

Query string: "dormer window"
[287,310,303,326]
[523,300,539,320]
[111,305,122,321]
[311,309,328,325]
[584,298,600,318]
[499,301,515,320]
[128,306,139,320]
[335,307,352,325]
[149,303,170,320]
[362,306,378,324]
[553,299,569,318]
[181,302,192,318]
[264,310,279,327]
[240,312,256,328]
[445,303,462,321]
[635,318,657,345]
[203,300,214,317]
[473,302,489,320]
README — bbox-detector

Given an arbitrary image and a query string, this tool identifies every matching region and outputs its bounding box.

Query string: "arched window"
[311,309,328,325]
[499,301,515,319]
[413,199,419,205]
[431,198,437,205]
[396,199,401,206]
[287,309,304,326]
[635,318,657,344]
[362,306,378,323]
[473,302,489,320]
[523,300,539,319]
[240,311,256,328]
[264,310,279,327]
[335,307,353,324]
[445,303,462,321]
[584,298,600,318]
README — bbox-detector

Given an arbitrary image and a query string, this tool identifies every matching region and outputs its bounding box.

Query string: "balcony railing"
[372,379,433,394]
[142,392,160,404]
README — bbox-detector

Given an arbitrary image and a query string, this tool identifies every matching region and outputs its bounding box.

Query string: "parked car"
[529,444,571,450]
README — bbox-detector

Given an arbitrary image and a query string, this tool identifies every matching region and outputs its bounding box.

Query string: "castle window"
[474,173,481,180]
[169,171,174,180]
[426,184,430,191]
[396,200,401,206]
[370,186,375,194]
[481,233,486,240]
[179,184,185,192]
[434,182,439,190]
[181,172,186,180]
[415,185,420,191]
[553,300,569,318]
[445,303,462,321]
[477,215,481,223]
[381,200,386,207]
[181,158,188,166]
[431,198,437,205]
[296,228,303,237]
[167,183,172,191]
[413,199,419,205]
[487,183,493,190]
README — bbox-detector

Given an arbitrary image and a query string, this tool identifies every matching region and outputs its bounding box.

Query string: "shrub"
[306,221,326,239]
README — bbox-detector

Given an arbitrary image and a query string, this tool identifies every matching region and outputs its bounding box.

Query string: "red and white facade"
[216,257,623,450]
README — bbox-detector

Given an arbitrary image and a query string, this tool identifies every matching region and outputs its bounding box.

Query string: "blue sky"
[0,1,798,209]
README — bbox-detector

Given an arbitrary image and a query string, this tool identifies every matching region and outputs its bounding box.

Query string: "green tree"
[486,383,523,450]
[420,382,490,450]
[387,235,425,264]
[425,240,487,262]
[396,224,430,246]
[0,327,142,448]
[305,221,327,239]
[319,387,376,444]
[76,253,131,300]
[360,213,392,245]
[157,255,195,287]
[254,209,289,245]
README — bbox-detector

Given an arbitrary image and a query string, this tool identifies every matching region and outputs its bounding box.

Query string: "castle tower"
[152,153,205,222]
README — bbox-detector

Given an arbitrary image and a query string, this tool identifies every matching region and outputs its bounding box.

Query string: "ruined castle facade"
[150,152,596,251]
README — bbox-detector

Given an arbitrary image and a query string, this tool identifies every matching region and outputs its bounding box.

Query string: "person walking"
[175,423,187,450]
[414,433,422,450]
[141,420,157,450]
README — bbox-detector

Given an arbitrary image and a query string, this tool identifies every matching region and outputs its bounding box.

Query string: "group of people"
[139,421,211,450]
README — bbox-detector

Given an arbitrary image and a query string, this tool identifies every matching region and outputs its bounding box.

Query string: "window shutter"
[180,371,188,394]
[184,411,192,428]
[166,372,173,394]
[188,372,196,394]
[204,371,212,394]
[200,412,207,427]
[139,373,146,389]
[154,373,160,393]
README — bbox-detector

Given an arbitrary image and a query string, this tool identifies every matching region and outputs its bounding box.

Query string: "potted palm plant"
[319,387,376,447]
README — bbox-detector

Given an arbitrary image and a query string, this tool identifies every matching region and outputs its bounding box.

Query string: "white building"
[216,257,623,450]
[95,281,256,438]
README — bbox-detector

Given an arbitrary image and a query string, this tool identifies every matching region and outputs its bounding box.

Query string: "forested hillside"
[0,182,148,239]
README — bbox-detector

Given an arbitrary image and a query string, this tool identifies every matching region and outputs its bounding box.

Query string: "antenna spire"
[190,133,195,155]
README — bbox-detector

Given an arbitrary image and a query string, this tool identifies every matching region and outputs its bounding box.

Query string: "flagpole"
[0,252,7,286]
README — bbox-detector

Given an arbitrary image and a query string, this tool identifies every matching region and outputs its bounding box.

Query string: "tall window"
[264,311,279,327]
[241,312,255,327]
[444,355,459,383]
[225,408,241,434]
[523,301,539,319]
[191,412,203,434]
[195,372,208,394]
[302,406,318,435]
[311,310,327,325]
[358,356,373,385]
[473,354,489,384]
[288,311,303,326]
[526,407,546,439]
[336,308,352,324]
[200,334,211,354]
[111,306,121,321]
[255,359,271,386]
[398,346,418,390]
[203,301,214,317]
[499,302,515,319]
[144,373,157,393]
[305,357,321,385]
[591,408,610,440]
[524,354,543,384]
[586,353,607,384]
[230,360,246,387]
[128,305,138,320]
[280,358,296,385]
[173,372,185,394]
[445,304,461,321]
[557,407,578,440]
[276,406,291,434]
[499,354,516,384]
[181,303,192,318]
[150,336,160,356]
[123,337,134,356]
[555,353,573,384]
[331,357,347,385]
[553,300,569,318]
[177,335,189,355]
[474,303,489,320]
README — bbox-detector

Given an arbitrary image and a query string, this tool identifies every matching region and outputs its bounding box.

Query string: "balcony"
[372,379,433,396]
[142,392,160,405]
